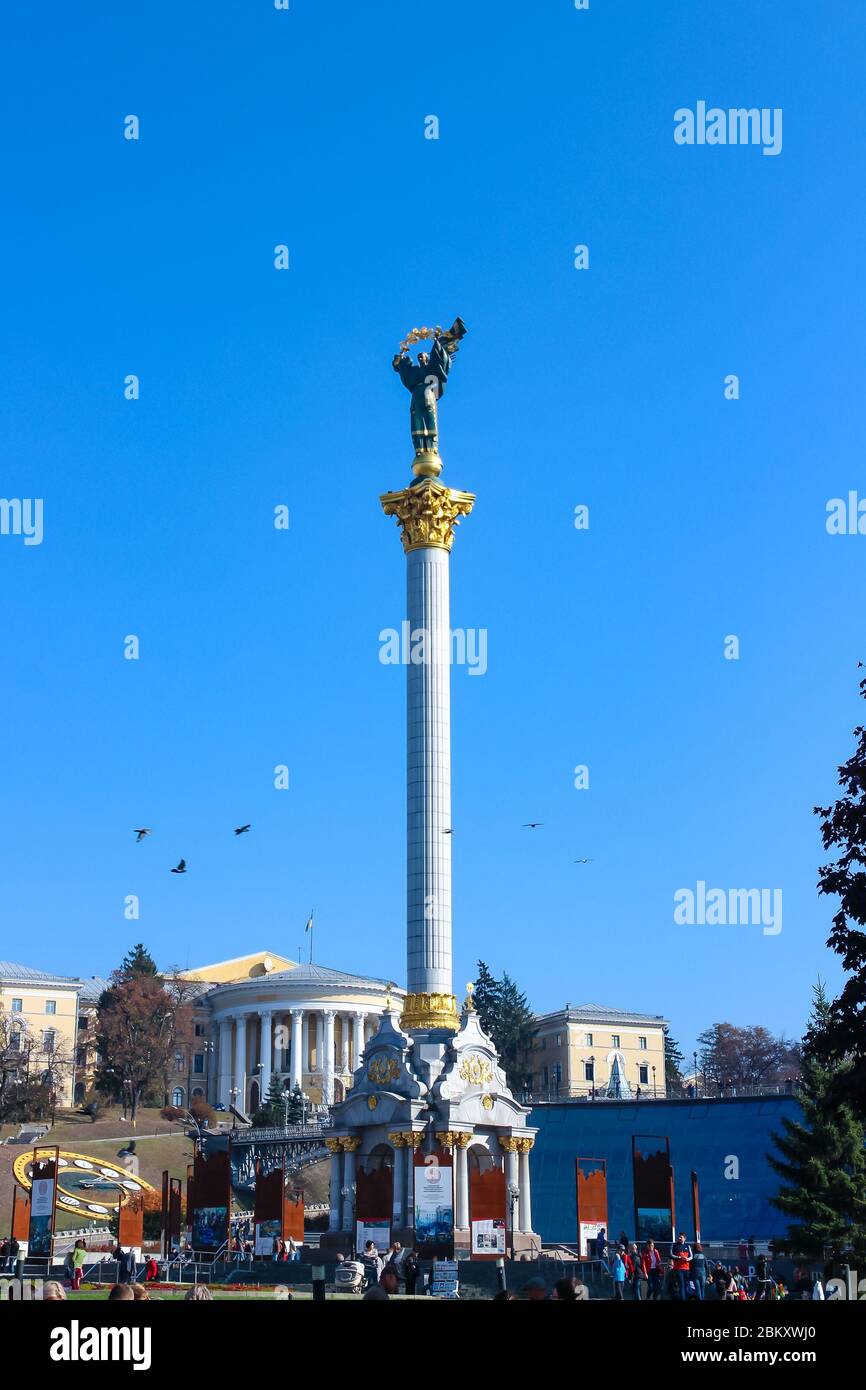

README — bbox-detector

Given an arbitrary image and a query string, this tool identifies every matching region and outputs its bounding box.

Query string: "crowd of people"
[594,1228,812,1301]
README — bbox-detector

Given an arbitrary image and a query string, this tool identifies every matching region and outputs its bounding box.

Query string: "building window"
[195,1023,206,1037]
[554,1063,562,1085]
[12,999,22,1013]
[538,1037,547,1050]
[42,1030,57,1054]
[174,1051,184,1072]
[639,1036,647,1049]
[171,1087,184,1107]
[584,1033,592,1046]
[555,1033,562,1047]
[584,1060,595,1082]
[192,1087,204,1099]
[639,1064,649,1085]
[543,1065,549,1087]
[611,1034,621,1048]
[45,1000,56,1015]
[76,1047,87,1067]
[10,1027,23,1053]
[193,1053,204,1074]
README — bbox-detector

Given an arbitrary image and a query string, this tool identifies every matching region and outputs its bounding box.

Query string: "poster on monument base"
[579,1220,606,1258]
[255,1218,281,1257]
[356,1218,390,1252]
[413,1160,454,1259]
[471,1218,505,1256]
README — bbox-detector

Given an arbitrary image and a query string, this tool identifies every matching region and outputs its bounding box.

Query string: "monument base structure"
[322,994,538,1258]
[324,324,538,1258]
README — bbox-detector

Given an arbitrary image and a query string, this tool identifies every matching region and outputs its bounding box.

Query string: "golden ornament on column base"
[399,991,460,1032]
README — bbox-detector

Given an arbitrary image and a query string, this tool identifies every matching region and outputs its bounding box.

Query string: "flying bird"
[443,828,455,835]
[234,824,251,835]
[522,822,544,829]
[573,858,594,864]
[133,829,151,842]
[171,859,187,874]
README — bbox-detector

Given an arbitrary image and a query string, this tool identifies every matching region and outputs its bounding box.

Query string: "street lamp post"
[651,1065,657,1098]
[507,1181,520,1261]
[693,1051,698,1097]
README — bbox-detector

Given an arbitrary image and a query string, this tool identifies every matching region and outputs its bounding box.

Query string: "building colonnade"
[211,1007,378,1110]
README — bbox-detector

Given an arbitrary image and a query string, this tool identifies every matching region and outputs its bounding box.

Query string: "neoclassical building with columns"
[173,951,401,1114]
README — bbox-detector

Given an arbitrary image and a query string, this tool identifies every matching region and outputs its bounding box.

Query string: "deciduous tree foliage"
[697,1022,799,1090]
[96,951,193,1122]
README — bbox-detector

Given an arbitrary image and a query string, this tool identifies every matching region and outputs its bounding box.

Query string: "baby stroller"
[333,1260,366,1294]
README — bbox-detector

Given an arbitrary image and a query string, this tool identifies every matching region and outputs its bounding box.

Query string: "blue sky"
[2,1,865,1057]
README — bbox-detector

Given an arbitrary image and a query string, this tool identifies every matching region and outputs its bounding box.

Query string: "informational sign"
[471,1218,505,1255]
[356,1217,391,1252]
[28,1152,58,1258]
[430,1259,459,1298]
[192,1204,228,1251]
[255,1218,281,1256]
[414,1155,453,1257]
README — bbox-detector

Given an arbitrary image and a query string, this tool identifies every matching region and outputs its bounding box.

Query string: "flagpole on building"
[305,908,314,964]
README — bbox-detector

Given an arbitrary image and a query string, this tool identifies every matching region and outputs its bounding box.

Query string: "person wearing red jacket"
[671,1234,693,1300]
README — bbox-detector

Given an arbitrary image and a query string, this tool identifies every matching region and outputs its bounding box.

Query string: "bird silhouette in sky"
[574,858,594,864]
[171,859,187,874]
[443,828,455,835]
[234,824,251,835]
[523,822,544,829]
[133,829,151,842]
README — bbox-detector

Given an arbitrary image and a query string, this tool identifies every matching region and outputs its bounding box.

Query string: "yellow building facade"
[531,1003,668,1100]
[0,961,84,1107]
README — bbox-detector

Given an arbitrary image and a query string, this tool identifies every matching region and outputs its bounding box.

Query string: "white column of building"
[322,1010,336,1104]
[351,1012,365,1069]
[406,544,453,998]
[259,1011,272,1102]
[328,1145,342,1231]
[233,1015,247,1111]
[217,1018,232,1107]
[290,1010,303,1089]
[302,1013,310,1081]
[518,1144,533,1233]
[340,1015,350,1074]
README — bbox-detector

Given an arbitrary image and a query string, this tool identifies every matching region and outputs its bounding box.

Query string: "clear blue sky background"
[2,1,864,1058]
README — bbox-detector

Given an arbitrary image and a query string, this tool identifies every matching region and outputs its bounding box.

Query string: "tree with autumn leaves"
[95,943,194,1124]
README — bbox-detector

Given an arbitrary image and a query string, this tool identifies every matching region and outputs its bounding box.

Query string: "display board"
[632,1135,675,1244]
[575,1157,608,1257]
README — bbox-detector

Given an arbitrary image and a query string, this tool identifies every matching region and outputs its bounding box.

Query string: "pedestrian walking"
[690,1243,707,1300]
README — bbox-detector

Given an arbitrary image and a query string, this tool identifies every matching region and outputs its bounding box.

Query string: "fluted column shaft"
[352,1012,365,1070]
[259,1011,272,1102]
[290,1010,303,1089]
[518,1146,533,1233]
[233,1015,247,1110]
[406,545,452,996]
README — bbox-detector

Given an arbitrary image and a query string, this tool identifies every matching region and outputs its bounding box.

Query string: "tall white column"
[342,1146,356,1231]
[233,1015,247,1111]
[217,1019,232,1107]
[352,1012,365,1069]
[340,1016,350,1074]
[392,1144,405,1228]
[322,1010,336,1104]
[302,1013,310,1079]
[290,1010,303,1089]
[518,1144,533,1233]
[455,1139,469,1230]
[406,544,453,997]
[328,1145,342,1231]
[259,1011,272,1102]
